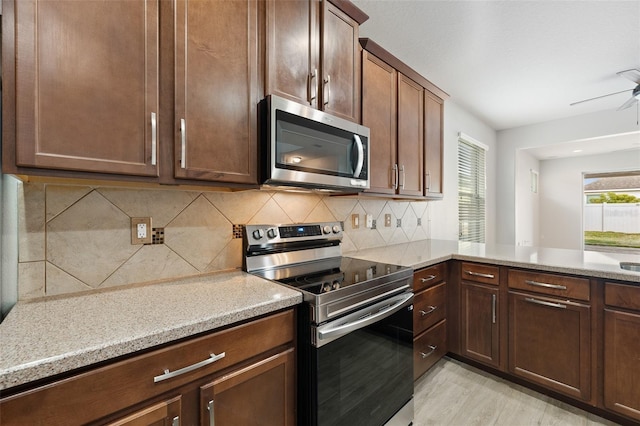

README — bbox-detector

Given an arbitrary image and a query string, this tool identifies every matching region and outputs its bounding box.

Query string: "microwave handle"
[353,135,364,178]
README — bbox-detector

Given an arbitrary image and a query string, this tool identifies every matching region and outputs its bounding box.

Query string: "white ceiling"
[352,0,640,132]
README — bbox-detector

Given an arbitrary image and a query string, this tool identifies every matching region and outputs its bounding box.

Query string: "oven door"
[300,292,414,426]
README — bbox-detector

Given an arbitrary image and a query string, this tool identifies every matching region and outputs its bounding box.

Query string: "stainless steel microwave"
[261,95,370,191]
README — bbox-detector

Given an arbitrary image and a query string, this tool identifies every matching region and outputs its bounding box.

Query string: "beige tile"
[46,191,139,287]
[164,196,231,271]
[45,185,92,222]
[323,197,358,222]
[247,198,292,224]
[303,198,337,223]
[388,227,410,245]
[411,200,428,219]
[18,182,46,262]
[401,206,418,240]
[100,244,200,288]
[45,262,93,296]
[206,238,243,272]
[375,204,396,243]
[272,192,322,223]
[204,190,271,224]
[340,232,357,253]
[359,199,387,219]
[98,187,195,227]
[18,261,45,300]
[388,200,410,219]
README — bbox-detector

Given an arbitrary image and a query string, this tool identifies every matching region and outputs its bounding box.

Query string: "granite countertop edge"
[0,270,302,391]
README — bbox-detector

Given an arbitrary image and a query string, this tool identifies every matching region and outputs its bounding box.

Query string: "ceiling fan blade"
[617,69,640,85]
[570,89,631,106]
[617,95,638,111]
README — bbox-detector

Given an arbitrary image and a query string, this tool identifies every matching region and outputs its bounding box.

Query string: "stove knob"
[266,228,277,239]
[332,280,341,289]
[332,225,341,234]
[323,225,331,234]
[323,282,332,293]
[252,229,264,240]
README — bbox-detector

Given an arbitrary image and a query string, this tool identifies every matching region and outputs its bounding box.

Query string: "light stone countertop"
[0,270,302,391]
[345,239,640,283]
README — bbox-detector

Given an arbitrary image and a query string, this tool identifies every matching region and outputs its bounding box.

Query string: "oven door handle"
[317,292,413,343]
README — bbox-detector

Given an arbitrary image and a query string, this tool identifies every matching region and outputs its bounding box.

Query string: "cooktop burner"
[275,257,409,295]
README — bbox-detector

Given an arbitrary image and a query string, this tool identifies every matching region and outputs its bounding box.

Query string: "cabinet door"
[174,0,258,184]
[265,0,318,108]
[604,309,640,420]
[107,396,181,426]
[397,74,424,197]
[200,349,295,426]
[361,51,397,194]
[424,92,443,198]
[461,282,499,368]
[14,0,159,176]
[509,291,591,401]
[321,1,360,122]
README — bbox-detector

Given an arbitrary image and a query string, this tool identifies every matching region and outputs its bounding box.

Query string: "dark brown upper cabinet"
[265,0,368,123]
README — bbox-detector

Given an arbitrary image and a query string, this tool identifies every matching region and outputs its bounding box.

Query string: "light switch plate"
[351,214,360,229]
[385,214,392,227]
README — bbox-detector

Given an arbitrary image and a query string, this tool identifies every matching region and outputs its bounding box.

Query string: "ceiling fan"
[570,68,640,110]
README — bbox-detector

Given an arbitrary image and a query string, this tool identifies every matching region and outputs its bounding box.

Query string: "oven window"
[275,110,367,179]
[313,306,413,426]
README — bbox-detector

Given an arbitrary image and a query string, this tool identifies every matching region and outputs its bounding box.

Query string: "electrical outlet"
[131,217,152,244]
[385,214,392,227]
[352,214,360,229]
[365,214,373,228]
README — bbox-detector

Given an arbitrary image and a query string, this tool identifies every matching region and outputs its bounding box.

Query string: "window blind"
[458,136,486,243]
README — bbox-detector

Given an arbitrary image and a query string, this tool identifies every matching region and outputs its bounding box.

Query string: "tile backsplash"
[18,183,431,299]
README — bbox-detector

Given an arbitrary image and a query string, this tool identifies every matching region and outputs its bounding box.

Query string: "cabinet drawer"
[414,282,446,335]
[509,269,590,302]
[413,263,447,292]
[461,262,499,285]
[414,320,447,380]
[0,309,295,426]
[605,282,640,311]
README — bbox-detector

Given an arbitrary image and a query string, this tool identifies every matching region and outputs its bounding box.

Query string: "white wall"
[538,149,640,250]
[514,150,540,246]
[430,100,498,242]
[497,107,640,245]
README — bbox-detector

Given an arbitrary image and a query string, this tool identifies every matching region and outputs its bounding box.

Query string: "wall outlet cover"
[131,217,152,244]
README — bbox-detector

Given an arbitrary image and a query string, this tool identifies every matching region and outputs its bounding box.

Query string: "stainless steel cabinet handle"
[392,164,399,190]
[420,345,437,358]
[151,112,157,166]
[491,294,497,324]
[353,135,364,178]
[309,68,318,102]
[207,400,215,426]
[425,171,431,191]
[172,416,180,426]
[465,270,495,279]
[180,118,186,169]
[525,297,567,309]
[419,305,437,316]
[323,74,331,106]
[525,280,567,291]
[153,352,226,383]
[419,275,437,283]
[399,164,405,189]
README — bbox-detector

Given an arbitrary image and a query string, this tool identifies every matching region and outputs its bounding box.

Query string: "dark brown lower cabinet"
[0,310,295,426]
[508,291,591,401]
[200,349,296,426]
[461,282,500,368]
[414,319,447,380]
[603,308,640,421]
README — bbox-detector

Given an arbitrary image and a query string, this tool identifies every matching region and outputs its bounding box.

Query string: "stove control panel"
[245,222,343,243]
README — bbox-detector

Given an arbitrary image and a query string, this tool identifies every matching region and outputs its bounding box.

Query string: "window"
[458,133,487,243]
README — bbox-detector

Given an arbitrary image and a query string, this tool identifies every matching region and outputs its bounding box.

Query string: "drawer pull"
[153,352,226,383]
[465,270,495,279]
[420,345,437,358]
[525,297,567,310]
[419,275,437,283]
[491,294,497,324]
[419,306,437,316]
[525,280,567,291]
[172,416,180,426]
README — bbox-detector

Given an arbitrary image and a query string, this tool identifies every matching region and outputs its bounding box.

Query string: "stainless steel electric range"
[244,221,414,426]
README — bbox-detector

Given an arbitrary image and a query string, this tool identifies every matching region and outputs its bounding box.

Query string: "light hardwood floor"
[413,357,620,426]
